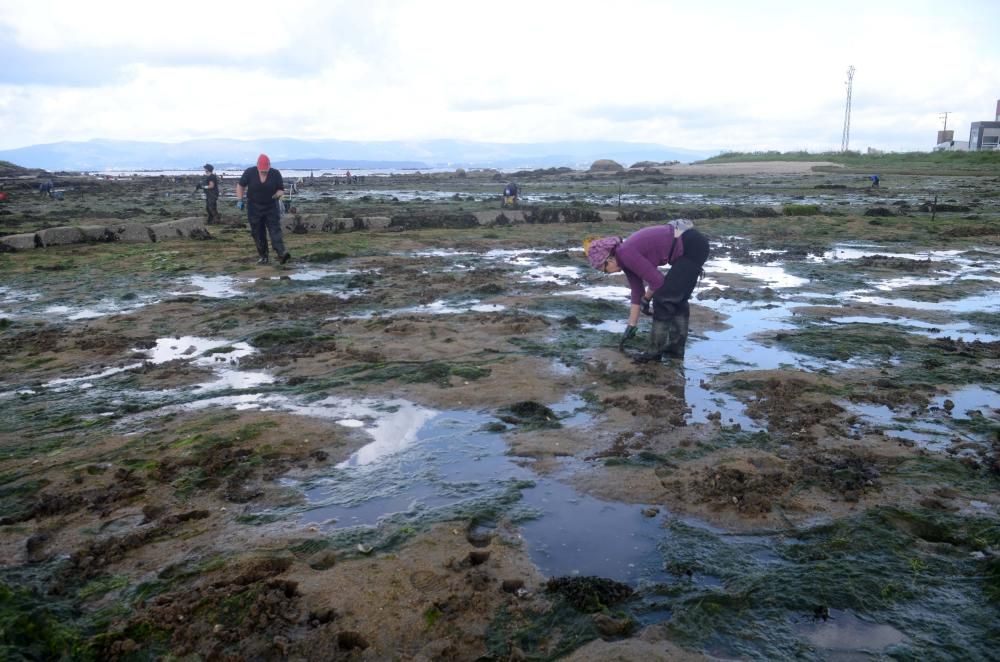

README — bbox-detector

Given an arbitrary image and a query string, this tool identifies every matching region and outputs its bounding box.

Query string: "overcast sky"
[1,0,998,154]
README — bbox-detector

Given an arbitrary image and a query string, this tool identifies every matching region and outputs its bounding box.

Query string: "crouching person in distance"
[585,220,710,362]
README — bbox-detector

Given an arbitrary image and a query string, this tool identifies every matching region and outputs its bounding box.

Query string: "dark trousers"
[651,228,710,321]
[247,202,287,259]
[205,193,221,224]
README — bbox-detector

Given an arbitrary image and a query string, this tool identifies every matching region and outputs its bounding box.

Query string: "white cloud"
[0,0,997,152]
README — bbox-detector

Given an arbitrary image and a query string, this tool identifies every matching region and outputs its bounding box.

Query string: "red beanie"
[257,154,271,170]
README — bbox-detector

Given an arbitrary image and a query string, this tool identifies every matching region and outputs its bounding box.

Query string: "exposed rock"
[112,224,155,243]
[78,225,117,242]
[0,232,39,251]
[148,217,210,241]
[588,159,625,173]
[37,226,86,247]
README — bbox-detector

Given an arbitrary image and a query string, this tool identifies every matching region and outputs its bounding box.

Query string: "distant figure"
[870,174,880,189]
[503,182,519,207]
[236,154,290,266]
[200,164,222,224]
[39,179,54,198]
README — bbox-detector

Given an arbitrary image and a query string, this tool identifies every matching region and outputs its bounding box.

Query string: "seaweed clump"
[497,401,561,429]
[545,576,634,613]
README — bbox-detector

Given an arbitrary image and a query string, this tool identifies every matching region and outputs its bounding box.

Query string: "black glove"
[640,298,652,316]
[618,325,637,351]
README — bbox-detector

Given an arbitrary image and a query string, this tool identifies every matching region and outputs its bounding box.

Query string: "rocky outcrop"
[0,206,625,252]
[362,216,391,230]
[148,217,211,241]
[112,224,155,243]
[37,226,86,247]
[78,225,118,242]
[0,233,39,251]
[589,159,625,173]
[473,210,527,225]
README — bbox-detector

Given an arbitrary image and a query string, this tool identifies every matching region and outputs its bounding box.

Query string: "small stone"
[592,613,634,637]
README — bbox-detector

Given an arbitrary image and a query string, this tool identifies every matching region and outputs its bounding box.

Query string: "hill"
[0,138,711,172]
[0,160,47,178]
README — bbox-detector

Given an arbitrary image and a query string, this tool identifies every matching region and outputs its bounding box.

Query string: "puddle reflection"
[796,609,906,654]
[292,403,669,583]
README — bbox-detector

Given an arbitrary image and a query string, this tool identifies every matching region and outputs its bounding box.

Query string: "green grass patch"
[782,204,821,216]
[700,150,1000,174]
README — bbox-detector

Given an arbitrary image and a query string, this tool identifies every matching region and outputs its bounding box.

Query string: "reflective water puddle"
[829,315,1000,343]
[795,609,906,656]
[841,384,998,453]
[43,336,266,392]
[287,399,670,583]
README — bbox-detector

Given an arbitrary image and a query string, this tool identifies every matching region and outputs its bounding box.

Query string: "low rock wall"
[1,208,626,252]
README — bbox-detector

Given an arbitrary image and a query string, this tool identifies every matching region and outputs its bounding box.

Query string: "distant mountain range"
[0,138,711,172]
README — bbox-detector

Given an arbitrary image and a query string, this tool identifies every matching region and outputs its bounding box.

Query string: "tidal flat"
[1,161,998,660]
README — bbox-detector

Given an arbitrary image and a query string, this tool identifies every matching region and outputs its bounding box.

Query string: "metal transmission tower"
[841,65,856,152]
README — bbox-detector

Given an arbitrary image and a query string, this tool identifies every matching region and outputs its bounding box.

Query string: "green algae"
[303,250,348,262]
[774,323,911,362]
[0,582,88,661]
[485,602,601,661]
[497,401,562,430]
[336,359,493,388]
[783,204,822,216]
[249,326,315,347]
[131,555,228,603]
[78,575,129,601]
[604,430,774,468]
[545,576,634,613]
[655,508,1000,659]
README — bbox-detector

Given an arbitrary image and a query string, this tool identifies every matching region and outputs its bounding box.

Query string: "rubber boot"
[633,319,670,363]
[661,308,690,360]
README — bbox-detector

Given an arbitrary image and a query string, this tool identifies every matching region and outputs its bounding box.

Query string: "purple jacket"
[615,225,684,304]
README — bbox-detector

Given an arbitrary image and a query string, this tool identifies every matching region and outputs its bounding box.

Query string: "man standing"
[236,154,290,265]
[201,164,222,224]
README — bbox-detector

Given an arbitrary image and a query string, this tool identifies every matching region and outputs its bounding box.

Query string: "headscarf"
[585,236,622,270]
